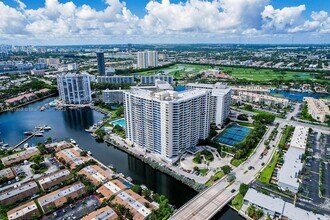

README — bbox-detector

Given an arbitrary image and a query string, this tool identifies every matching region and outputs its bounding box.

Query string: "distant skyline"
[0,0,329,45]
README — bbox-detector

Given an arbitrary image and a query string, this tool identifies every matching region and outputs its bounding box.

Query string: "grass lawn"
[220,66,322,82]
[231,193,244,210]
[258,153,279,184]
[205,170,225,186]
[133,63,325,82]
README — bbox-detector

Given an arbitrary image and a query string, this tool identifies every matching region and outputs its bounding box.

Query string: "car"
[248,166,255,170]
[230,189,236,193]
[259,155,263,159]
[261,162,265,166]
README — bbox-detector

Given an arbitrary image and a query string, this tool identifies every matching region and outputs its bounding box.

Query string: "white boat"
[87,151,92,155]
[70,139,76,144]
[40,106,46,111]
[35,132,44,137]
[44,126,52,130]
[24,131,33,135]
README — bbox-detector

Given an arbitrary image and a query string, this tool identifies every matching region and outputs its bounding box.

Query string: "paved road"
[171,125,280,220]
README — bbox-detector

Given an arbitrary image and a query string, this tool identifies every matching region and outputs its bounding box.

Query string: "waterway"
[0,97,242,219]
[270,89,330,101]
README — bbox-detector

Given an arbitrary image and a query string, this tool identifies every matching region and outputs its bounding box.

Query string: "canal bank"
[0,97,242,219]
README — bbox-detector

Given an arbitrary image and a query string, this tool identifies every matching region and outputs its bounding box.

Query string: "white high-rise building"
[186,83,232,128]
[137,51,158,69]
[147,51,158,67]
[137,51,148,69]
[124,89,211,161]
[57,73,92,105]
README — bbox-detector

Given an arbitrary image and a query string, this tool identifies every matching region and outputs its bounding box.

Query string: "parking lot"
[47,195,101,220]
[300,131,322,202]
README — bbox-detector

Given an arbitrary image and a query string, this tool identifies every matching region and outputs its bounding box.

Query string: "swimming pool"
[214,124,251,147]
[111,118,126,128]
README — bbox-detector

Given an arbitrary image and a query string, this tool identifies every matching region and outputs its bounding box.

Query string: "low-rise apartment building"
[304,97,330,123]
[0,182,39,205]
[55,147,90,169]
[78,165,113,186]
[140,75,173,85]
[277,126,309,193]
[45,141,73,152]
[112,189,153,220]
[102,89,124,104]
[81,206,118,220]
[7,201,40,220]
[97,179,154,220]
[243,188,328,220]
[0,168,15,180]
[97,179,127,199]
[37,182,86,213]
[97,76,134,84]
[231,86,270,95]
[1,147,40,166]
[235,91,289,108]
[38,169,72,191]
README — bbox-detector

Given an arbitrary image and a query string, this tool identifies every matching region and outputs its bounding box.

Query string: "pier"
[9,127,46,151]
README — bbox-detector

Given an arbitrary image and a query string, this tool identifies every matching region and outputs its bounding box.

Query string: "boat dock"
[9,126,50,150]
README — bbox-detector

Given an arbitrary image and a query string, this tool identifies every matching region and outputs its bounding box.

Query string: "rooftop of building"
[244,188,285,214]
[1,147,40,163]
[78,165,113,185]
[81,206,118,220]
[126,88,209,102]
[278,147,304,190]
[7,201,38,220]
[0,182,38,201]
[37,182,85,207]
[290,125,309,150]
[38,169,71,185]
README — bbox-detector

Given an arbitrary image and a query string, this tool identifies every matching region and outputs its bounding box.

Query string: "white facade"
[236,91,289,108]
[97,75,134,84]
[137,51,148,69]
[304,97,330,123]
[102,89,124,104]
[57,73,92,105]
[140,75,173,85]
[137,51,158,69]
[148,51,158,67]
[186,83,231,128]
[124,89,211,160]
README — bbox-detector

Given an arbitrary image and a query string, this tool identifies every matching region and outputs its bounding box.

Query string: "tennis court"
[214,124,251,146]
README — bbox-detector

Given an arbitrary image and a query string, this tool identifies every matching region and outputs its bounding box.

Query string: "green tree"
[221,165,232,174]
[239,183,249,196]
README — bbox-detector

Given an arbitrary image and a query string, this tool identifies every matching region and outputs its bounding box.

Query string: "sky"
[0,0,329,45]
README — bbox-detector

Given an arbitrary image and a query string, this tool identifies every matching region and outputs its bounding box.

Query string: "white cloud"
[0,0,329,44]
[261,5,306,33]
[139,0,269,34]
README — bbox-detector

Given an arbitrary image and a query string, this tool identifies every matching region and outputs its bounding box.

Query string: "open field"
[134,63,325,82]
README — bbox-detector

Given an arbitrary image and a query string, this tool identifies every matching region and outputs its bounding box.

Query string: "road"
[171,124,281,220]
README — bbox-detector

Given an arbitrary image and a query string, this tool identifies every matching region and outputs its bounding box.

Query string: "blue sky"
[2,0,328,17]
[0,0,329,45]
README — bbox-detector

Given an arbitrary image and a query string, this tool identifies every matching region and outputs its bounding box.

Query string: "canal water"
[0,97,243,219]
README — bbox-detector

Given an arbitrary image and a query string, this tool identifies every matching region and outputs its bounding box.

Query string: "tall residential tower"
[124,89,211,161]
[96,52,105,75]
[57,73,92,105]
[137,51,158,69]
